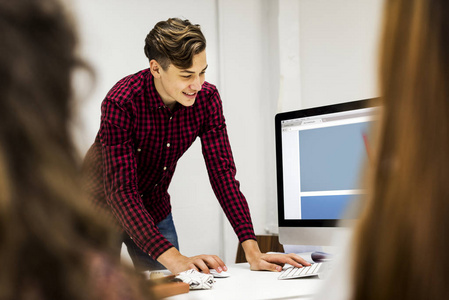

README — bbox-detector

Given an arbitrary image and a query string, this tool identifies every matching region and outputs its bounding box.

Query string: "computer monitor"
[275,99,379,246]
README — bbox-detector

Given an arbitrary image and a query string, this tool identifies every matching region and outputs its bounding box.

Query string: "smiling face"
[151,50,207,109]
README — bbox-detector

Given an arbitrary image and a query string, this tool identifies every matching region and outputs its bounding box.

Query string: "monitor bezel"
[275,98,378,228]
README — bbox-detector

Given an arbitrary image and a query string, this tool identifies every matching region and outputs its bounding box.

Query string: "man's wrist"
[241,239,261,263]
[156,246,180,269]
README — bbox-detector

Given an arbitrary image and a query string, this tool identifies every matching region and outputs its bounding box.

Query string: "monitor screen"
[275,99,379,246]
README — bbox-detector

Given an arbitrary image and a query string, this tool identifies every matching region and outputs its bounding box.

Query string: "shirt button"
[140,194,143,198]
[137,148,142,152]
[170,116,173,120]
[167,143,170,147]
[163,166,167,171]
[155,184,158,187]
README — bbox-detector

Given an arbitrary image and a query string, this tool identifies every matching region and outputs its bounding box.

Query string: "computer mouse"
[311,251,333,263]
[209,269,231,278]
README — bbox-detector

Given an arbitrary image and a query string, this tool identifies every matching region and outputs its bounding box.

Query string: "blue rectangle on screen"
[298,122,372,192]
[301,195,356,219]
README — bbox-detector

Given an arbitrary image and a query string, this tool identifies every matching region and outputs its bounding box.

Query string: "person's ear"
[150,60,161,78]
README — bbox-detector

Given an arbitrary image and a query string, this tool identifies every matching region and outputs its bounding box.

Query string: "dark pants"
[122,213,179,272]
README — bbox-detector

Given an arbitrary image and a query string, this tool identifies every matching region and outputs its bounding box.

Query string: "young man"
[83,18,308,274]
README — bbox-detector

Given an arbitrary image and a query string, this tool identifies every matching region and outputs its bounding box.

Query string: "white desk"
[165,263,323,300]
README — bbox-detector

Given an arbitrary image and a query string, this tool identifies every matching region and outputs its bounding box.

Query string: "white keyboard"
[278,263,323,280]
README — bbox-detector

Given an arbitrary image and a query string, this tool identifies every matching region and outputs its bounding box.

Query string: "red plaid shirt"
[83,69,256,259]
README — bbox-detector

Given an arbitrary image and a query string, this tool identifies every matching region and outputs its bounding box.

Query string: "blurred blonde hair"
[352,0,449,299]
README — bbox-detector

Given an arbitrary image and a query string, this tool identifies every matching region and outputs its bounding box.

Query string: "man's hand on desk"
[241,239,311,272]
[248,252,311,272]
[157,247,227,275]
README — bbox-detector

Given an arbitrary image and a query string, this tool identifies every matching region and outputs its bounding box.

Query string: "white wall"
[298,0,382,108]
[71,0,383,265]
[216,0,283,263]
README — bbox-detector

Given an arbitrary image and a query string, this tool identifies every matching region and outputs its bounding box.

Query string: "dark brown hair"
[144,17,206,70]
[0,0,151,299]
[351,0,449,299]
